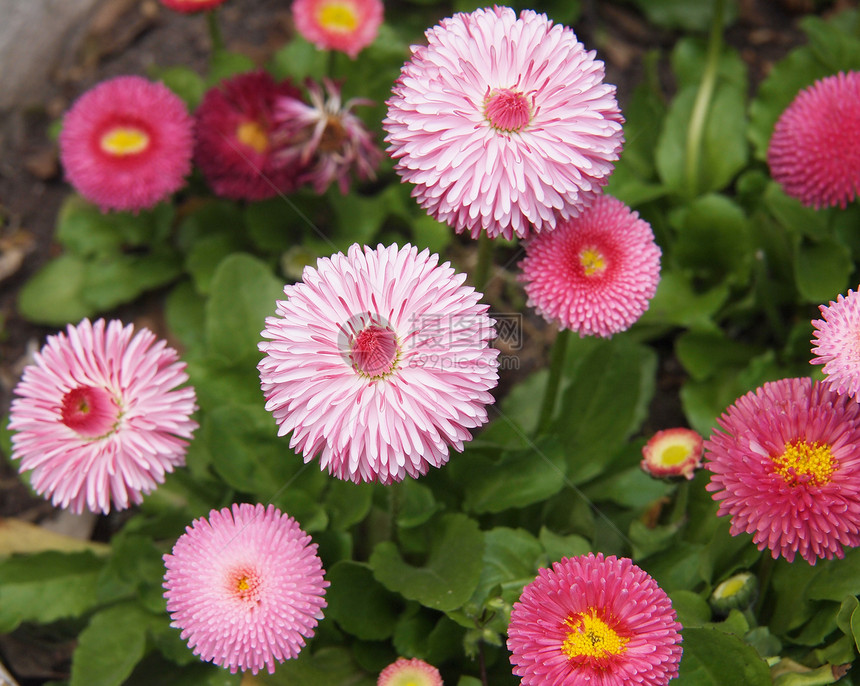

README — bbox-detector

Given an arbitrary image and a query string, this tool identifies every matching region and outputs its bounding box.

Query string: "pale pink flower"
[8,319,197,514]
[811,288,860,400]
[163,503,328,674]
[258,243,499,484]
[292,0,383,58]
[641,428,703,480]
[384,6,623,240]
[378,657,443,686]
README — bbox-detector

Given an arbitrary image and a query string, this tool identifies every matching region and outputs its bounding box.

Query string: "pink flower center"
[350,325,399,378]
[60,386,120,438]
[484,88,532,132]
[100,126,150,157]
[228,566,263,604]
[316,0,359,33]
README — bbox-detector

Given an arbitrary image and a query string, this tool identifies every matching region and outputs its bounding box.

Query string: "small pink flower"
[507,553,682,686]
[519,194,661,338]
[292,0,383,59]
[163,503,328,674]
[378,657,443,686]
[811,288,860,400]
[160,0,228,12]
[768,71,860,209]
[8,319,197,514]
[641,428,704,480]
[59,76,193,212]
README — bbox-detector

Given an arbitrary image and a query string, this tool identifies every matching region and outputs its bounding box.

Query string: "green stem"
[473,233,494,292]
[536,329,571,435]
[755,554,776,617]
[206,9,224,53]
[684,0,725,198]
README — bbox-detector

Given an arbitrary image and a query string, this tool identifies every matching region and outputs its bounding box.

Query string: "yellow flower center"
[229,567,262,604]
[660,444,692,466]
[772,440,835,486]
[237,121,269,153]
[714,575,747,599]
[100,126,150,156]
[317,1,359,33]
[579,248,607,277]
[562,610,628,660]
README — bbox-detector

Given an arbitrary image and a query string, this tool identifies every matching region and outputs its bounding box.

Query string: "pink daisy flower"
[274,78,382,194]
[195,71,306,201]
[768,71,860,209]
[705,377,860,564]
[384,6,623,240]
[507,553,682,686]
[160,0,228,12]
[811,288,860,400]
[59,76,193,212]
[641,428,703,481]
[258,243,499,484]
[163,503,328,674]
[292,0,383,59]
[7,319,197,514]
[519,194,661,338]
[378,657,443,686]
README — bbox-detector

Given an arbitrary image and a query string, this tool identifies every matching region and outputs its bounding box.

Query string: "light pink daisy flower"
[163,503,328,674]
[641,428,703,481]
[7,319,197,514]
[811,288,860,400]
[274,78,382,194]
[384,6,623,240]
[160,0,228,12]
[705,377,860,564]
[768,71,860,209]
[519,194,661,338]
[378,657,443,686]
[507,553,682,686]
[292,0,383,59]
[59,76,193,212]
[258,243,499,484]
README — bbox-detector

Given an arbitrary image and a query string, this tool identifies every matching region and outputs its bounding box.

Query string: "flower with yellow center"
[292,0,383,59]
[641,427,704,480]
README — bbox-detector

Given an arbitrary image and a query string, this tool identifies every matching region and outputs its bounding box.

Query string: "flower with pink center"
[384,6,624,240]
[641,428,703,481]
[768,71,860,209]
[195,71,307,201]
[7,319,197,514]
[507,553,682,686]
[292,0,383,59]
[811,288,860,400]
[163,503,328,674]
[59,75,193,212]
[378,657,443,686]
[160,0,228,12]
[258,243,499,484]
[275,78,382,194]
[705,377,860,564]
[519,194,661,338]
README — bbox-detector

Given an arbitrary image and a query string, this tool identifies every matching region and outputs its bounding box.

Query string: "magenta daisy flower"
[384,6,623,240]
[705,377,860,564]
[378,657,443,686]
[274,78,382,194]
[258,243,499,484]
[641,428,703,481]
[160,0,228,12]
[163,503,328,674]
[59,76,193,212]
[768,71,860,209]
[507,553,682,686]
[811,288,860,400]
[195,71,306,201]
[519,194,661,338]
[7,319,197,514]
[292,0,383,59]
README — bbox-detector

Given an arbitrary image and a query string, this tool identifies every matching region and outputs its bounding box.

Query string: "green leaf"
[18,254,93,325]
[794,238,852,304]
[165,280,207,352]
[245,198,303,254]
[808,548,860,601]
[763,181,830,241]
[394,479,439,529]
[153,66,206,109]
[325,561,401,640]
[538,527,591,564]
[639,271,729,328]
[675,627,771,685]
[669,590,712,628]
[325,480,374,531]
[801,12,860,75]
[470,527,543,608]
[835,595,858,637]
[208,51,256,85]
[251,646,373,686]
[81,249,182,311]
[268,37,328,82]
[370,513,484,612]
[676,329,762,382]
[411,214,452,254]
[626,0,737,31]
[671,37,747,92]
[852,603,860,653]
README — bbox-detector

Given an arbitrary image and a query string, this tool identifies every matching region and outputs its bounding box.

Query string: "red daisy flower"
[160,0,228,12]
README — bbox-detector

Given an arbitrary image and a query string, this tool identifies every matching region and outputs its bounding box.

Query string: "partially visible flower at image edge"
[163,503,328,675]
[7,318,198,514]
[705,377,860,564]
[507,553,682,686]
[767,70,860,209]
[378,657,443,686]
[811,288,860,400]
[384,6,623,240]
[160,0,228,12]
[641,427,703,481]
[519,194,661,338]
[292,0,383,59]
[59,75,194,212]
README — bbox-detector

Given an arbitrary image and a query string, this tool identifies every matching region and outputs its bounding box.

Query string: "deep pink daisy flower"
[507,553,682,686]
[519,194,661,338]
[258,243,499,484]
[7,319,197,514]
[384,6,623,240]
[768,71,860,209]
[378,657,443,686]
[292,0,383,59]
[641,428,703,481]
[195,71,306,201]
[811,288,860,400]
[163,503,328,674]
[160,0,228,12]
[274,78,382,194]
[59,76,193,212]
[705,377,860,564]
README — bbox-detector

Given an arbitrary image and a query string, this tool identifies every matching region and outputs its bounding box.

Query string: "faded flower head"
[641,428,704,481]
[292,0,383,58]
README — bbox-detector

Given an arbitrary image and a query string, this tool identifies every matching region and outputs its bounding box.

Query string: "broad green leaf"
[794,238,852,304]
[325,561,401,640]
[773,664,848,686]
[186,237,248,294]
[698,518,760,585]
[642,542,704,592]
[770,559,821,635]
[411,214,452,254]
[325,480,374,531]
[470,528,543,608]
[852,604,860,653]
[676,329,762,382]
[671,37,747,92]
[394,479,439,529]
[81,249,182,311]
[668,590,711,628]
[808,548,860,601]
[835,595,858,637]
[208,50,256,85]
[675,627,771,685]
[268,37,328,82]
[165,280,207,352]
[251,646,374,686]
[538,527,591,564]
[801,12,860,75]
[0,519,109,556]
[245,198,303,255]
[626,0,737,31]
[639,271,729,328]
[18,254,93,325]
[153,65,206,109]
[584,465,674,510]
[763,181,830,241]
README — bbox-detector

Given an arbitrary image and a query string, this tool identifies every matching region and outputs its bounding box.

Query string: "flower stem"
[473,233,494,292]
[537,329,570,435]
[206,9,224,52]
